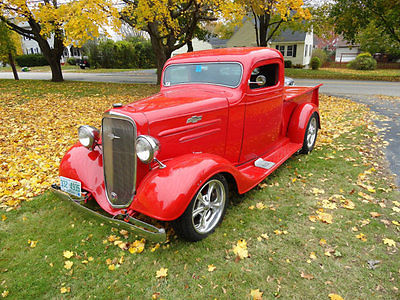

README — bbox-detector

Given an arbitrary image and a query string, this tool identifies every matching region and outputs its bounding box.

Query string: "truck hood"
[126,86,228,122]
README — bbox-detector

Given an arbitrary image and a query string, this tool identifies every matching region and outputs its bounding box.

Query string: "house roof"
[270,30,307,42]
[207,37,228,49]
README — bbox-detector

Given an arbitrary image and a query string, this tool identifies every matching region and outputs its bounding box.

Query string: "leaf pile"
[0,86,157,210]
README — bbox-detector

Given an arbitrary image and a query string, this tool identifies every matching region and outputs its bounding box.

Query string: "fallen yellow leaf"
[328,293,344,300]
[156,267,168,279]
[356,233,367,242]
[63,250,74,259]
[383,238,396,247]
[370,212,381,218]
[108,264,115,271]
[232,239,249,260]
[64,261,73,270]
[28,240,37,248]
[250,289,263,300]
[208,264,216,272]
[60,287,70,294]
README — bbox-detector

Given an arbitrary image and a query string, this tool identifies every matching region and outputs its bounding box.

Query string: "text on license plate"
[60,176,81,197]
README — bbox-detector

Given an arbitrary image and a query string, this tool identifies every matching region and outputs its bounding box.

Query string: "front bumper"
[51,184,166,243]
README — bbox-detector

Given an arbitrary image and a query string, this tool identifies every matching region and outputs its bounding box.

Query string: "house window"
[249,63,279,90]
[287,45,293,57]
[305,45,308,57]
[279,45,285,56]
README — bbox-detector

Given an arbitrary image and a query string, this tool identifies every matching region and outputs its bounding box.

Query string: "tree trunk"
[187,40,193,52]
[8,52,19,80]
[150,34,169,85]
[258,15,269,47]
[48,57,63,82]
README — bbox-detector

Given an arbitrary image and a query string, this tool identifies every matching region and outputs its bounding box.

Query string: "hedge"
[15,54,49,67]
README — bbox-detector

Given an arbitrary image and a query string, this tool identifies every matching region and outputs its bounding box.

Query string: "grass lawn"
[0,80,399,299]
[285,68,400,82]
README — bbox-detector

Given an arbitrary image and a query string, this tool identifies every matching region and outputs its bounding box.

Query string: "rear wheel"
[172,174,228,241]
[300,113,318,154]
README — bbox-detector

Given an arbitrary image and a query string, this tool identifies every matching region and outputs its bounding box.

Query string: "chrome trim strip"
[102,111,137,209]
[163,62,244,88]
[51,186,166,243]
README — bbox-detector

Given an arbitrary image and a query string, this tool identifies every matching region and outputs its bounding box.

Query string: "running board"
[254,158,275,170]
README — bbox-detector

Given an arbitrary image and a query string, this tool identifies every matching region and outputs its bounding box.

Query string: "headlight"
[136,135,159,164]
[78,125,100,150]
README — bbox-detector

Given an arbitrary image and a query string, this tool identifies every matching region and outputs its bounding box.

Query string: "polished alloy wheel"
[306,117,317,148]
[191,179,226,234]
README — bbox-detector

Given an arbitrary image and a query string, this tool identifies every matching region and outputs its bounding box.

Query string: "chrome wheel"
[191,179,226,234]
[306,117,317,148]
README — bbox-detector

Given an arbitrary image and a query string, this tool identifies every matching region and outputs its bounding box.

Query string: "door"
[239,59,284,163]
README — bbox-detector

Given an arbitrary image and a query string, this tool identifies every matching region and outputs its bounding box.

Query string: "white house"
[334,39,361,62]
[171,38,213,56]
[227,19,313,67]
[18,22,83,63]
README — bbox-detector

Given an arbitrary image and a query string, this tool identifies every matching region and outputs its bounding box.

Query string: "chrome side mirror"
[249,75,267,86]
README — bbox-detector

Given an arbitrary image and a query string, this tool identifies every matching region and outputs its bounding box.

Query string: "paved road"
[295,79,400,187]
[1,71,399,185]
[0,69,158,84]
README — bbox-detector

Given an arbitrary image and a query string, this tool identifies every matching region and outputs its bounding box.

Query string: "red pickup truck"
[52,48,321,242]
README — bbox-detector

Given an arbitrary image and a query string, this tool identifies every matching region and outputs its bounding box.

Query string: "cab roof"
[165,47,283,67]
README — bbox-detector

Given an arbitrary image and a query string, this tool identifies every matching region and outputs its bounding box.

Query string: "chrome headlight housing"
[136,135,159,164]
[78,125,100,150]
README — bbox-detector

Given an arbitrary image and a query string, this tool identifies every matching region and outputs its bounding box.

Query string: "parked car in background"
[284,76,295,86]
[78,57,90,69]
[52,48,321,242]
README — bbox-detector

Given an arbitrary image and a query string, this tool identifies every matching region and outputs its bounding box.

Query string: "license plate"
[60,176,82,197]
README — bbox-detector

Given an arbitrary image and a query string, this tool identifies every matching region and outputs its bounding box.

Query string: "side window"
[249,63,279,89]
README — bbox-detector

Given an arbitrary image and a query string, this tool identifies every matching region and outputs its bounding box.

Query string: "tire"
[172,174,229,242]
[299,113,318,154]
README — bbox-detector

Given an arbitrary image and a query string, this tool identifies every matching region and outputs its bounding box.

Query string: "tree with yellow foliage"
[0,0,120,82]
[238,0,311,46]
[120,0,243,83]
[0,20,21,80]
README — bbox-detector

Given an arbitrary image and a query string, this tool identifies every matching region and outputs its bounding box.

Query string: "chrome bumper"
[51,185,166,243]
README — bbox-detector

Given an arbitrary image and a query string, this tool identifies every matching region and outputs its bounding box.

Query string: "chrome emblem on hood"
[187,115,202,124]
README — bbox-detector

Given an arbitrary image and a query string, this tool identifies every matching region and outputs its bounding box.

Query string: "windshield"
[163,62,243,88]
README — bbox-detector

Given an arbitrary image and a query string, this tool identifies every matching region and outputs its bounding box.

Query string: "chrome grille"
[102,113,137,208]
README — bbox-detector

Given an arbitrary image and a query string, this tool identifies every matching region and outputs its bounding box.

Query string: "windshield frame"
[163,62,244,89]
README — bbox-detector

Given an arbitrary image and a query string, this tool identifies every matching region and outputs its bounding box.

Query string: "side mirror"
[249,75,267,86]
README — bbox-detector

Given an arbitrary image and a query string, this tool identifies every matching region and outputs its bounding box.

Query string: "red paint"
[58,47,321,221]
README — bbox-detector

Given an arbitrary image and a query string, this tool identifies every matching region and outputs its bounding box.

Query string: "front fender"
[59,143,120,215]
[131,153,252,221]
[287,103,319,144]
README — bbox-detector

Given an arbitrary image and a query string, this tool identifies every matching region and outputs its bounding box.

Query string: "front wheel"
[300,113,318,154]
[172,174,228,241]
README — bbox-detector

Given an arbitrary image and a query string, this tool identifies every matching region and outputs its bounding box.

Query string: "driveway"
[1,72,399,186]
[296,79,400,187]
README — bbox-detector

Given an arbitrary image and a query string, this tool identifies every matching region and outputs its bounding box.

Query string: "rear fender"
[131,153,251,221]
[287,103,319,144]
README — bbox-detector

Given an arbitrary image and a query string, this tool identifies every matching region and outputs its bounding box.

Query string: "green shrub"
[284,60,292,68]
[347,52,377,70]
[310,57,321,70]
[84,38,155,69]
[15,54,48,67]
[67,57,76,65]
[311,48,328,66]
